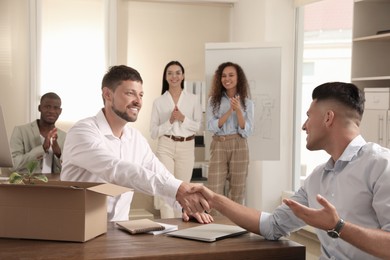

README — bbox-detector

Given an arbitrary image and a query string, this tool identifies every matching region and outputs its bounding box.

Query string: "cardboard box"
[0,180,132,242]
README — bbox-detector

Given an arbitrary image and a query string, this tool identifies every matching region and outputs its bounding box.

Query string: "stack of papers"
[148,222,178,235]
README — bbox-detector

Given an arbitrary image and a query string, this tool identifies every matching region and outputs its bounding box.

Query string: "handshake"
[176,182,216,224]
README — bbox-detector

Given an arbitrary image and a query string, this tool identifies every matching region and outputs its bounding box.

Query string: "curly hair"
[209,62,251,115]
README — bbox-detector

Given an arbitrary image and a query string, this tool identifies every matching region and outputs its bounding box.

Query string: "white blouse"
[150,90,202,139]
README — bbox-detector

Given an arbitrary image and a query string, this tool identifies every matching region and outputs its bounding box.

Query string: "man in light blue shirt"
[196,82,390,259]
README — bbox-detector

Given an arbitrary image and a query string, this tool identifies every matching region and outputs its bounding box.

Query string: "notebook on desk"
[116,218,165,235]
[166,223,247,242]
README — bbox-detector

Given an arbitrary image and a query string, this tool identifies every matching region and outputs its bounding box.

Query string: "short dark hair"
[101,65,143,91]
[161,61,185,95]
[312,82,365,120]
[40,92,61,103]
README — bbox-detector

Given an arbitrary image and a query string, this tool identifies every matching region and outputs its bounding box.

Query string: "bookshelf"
[351,0,390,89]
[353,0,390,147]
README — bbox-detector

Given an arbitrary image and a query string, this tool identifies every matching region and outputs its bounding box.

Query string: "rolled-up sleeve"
[260,189,308,240]
[238,99,254,138]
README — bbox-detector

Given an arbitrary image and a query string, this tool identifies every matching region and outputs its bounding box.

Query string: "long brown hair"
[161,61,185,95]
[209,62,250,115]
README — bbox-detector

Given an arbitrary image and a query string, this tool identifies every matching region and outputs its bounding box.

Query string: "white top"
[150,91,202,139]
[61,109,182,221]
[40,135,53,174]
[260,135,390,260]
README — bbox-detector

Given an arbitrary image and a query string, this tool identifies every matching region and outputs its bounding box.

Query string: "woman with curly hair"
[206,62,254,214]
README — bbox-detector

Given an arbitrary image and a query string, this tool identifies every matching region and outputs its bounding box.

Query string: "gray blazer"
[10,120,66,174]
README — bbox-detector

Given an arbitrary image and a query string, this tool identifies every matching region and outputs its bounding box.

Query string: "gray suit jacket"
[10,120,66,174]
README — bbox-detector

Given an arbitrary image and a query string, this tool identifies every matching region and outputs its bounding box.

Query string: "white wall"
[123,0,296,212]
[124,1,231,150]
[231,0,296,212]
[0,0,30,137]
[0,0,297,213]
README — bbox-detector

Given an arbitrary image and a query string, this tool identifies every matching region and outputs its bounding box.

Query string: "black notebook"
[166,223,247,242]
[116,219,165,235]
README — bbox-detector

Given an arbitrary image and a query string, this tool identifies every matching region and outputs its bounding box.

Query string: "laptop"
[0,106,13,170]
[166,223,247,242]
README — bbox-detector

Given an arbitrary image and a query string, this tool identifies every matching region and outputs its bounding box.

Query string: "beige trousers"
[154,136,195,218]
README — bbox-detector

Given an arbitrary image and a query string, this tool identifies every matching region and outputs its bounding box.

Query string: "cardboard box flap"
[87,183,132,197]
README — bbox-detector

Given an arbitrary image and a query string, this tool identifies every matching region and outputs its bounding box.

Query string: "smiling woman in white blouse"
[150,61,202,218]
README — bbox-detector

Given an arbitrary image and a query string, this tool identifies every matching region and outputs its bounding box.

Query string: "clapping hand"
[230,95,241,112]
[43,128,61,157]
[170,106,185,123]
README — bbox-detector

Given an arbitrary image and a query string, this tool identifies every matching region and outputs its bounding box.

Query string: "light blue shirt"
[260,135,390,260]
[206,93,254,138]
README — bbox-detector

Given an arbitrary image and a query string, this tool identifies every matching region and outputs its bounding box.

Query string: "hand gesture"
[283,194,340,230]
[190,184,215,204]
[170,106,185,123]
[42,128,57,151]
[43,128,61,157]
[176,183,210,215]
[182,210,214,224]
[230,95,242,112]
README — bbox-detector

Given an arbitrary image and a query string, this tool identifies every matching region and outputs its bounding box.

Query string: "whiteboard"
[205,43,281,161]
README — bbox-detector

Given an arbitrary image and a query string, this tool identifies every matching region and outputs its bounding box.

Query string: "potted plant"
[8,160,48,184]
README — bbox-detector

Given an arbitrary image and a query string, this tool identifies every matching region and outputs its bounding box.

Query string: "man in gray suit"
[10,92,66,174]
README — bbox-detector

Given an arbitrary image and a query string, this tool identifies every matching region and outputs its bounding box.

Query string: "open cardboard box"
[0,180,132,242]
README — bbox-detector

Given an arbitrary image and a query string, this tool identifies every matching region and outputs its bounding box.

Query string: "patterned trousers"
[207,135,249,215]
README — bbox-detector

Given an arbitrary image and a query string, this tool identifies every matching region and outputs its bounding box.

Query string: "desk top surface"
[0,216,305,260]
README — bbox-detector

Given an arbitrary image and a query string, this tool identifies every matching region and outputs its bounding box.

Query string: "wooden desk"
[0,216,305,260]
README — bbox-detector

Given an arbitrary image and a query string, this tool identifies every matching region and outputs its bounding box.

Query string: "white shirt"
[40,135,53,174]
[260,135,390,260]
[61,109,182,221]
[150,91,202,139]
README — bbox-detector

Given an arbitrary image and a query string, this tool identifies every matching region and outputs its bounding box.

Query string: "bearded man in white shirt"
[61,65,212,223]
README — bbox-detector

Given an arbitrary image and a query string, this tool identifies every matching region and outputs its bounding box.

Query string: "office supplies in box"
[0,180,132,242]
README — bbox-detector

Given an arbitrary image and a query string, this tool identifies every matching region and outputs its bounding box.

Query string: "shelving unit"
[353,0,390,147]
[351,0,390,89]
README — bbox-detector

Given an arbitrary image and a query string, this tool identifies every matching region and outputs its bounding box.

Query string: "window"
[294,0,353,189]
[36,0,107,122]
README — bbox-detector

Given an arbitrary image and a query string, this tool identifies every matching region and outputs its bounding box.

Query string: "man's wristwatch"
[327,218,345,238]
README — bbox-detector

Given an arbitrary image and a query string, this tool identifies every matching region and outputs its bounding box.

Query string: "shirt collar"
[222,91,230,99]
[324,135,366,171]
[338,135,366,162]
[96,109,131,139]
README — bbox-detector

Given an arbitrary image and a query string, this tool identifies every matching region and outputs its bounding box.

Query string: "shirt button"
[331,257,336,260]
